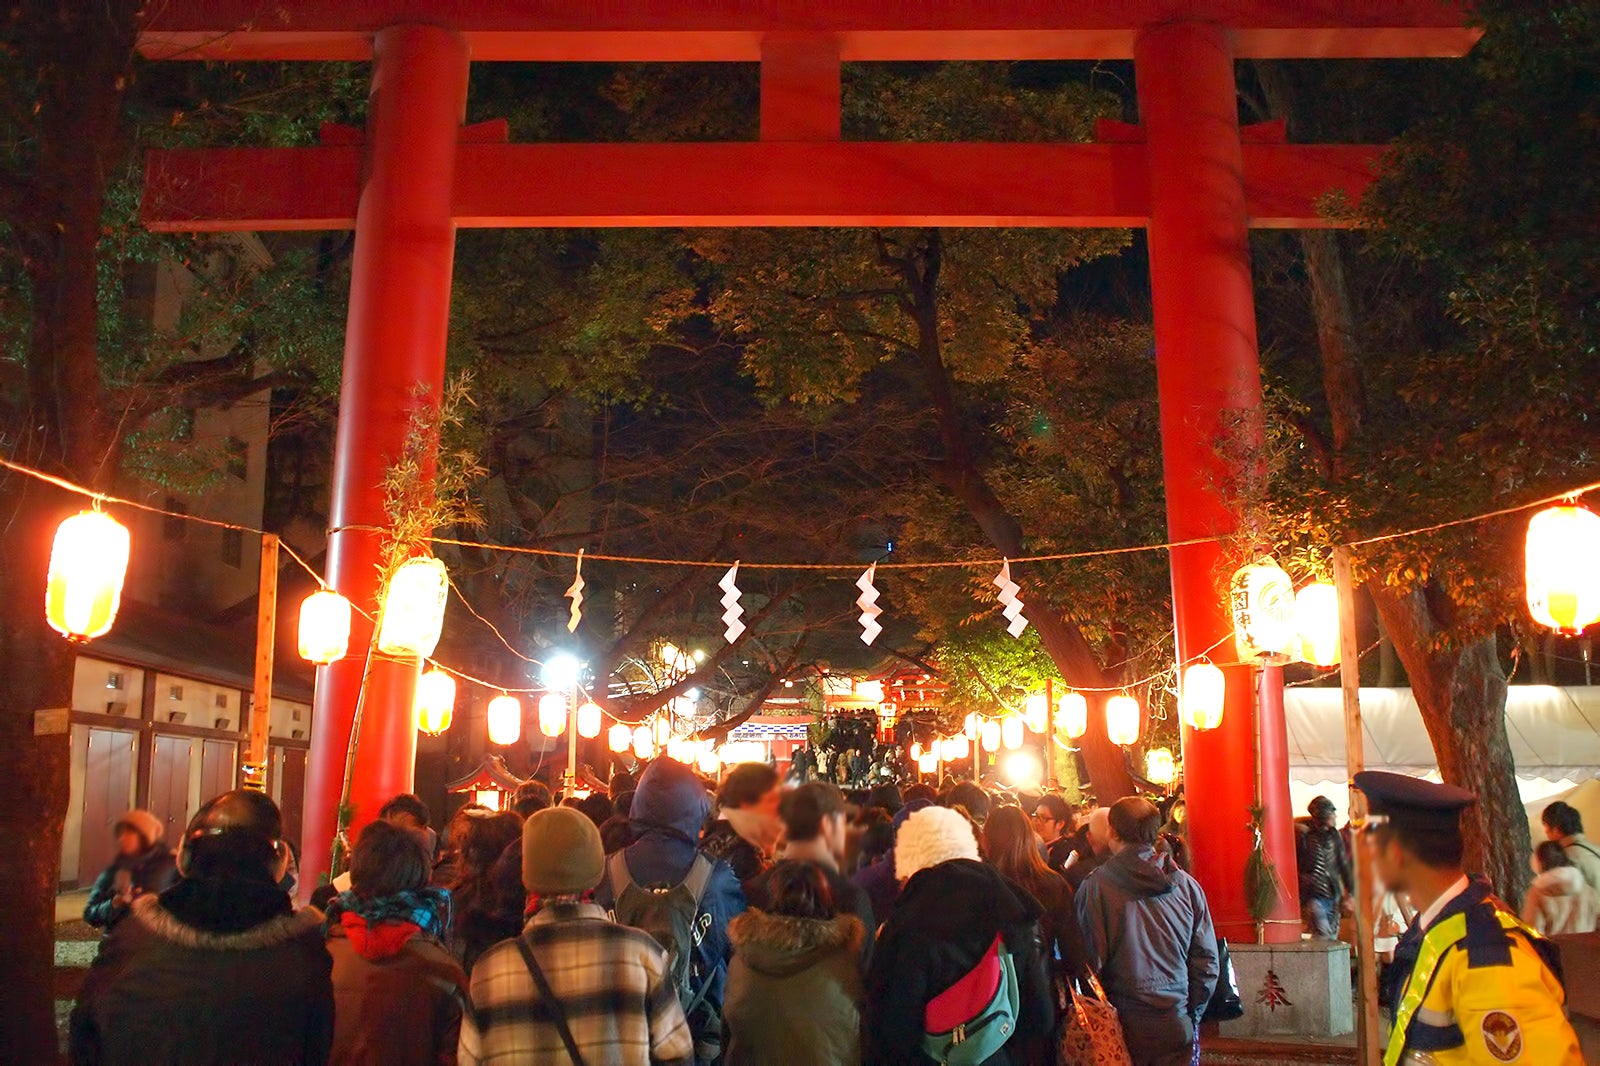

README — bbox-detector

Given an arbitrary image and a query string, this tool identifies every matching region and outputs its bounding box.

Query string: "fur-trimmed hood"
[729,909,862,977]
[130,892,324,951]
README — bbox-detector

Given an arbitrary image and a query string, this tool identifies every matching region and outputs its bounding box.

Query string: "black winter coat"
[70,876,333,1065]
[864,859,1054,1065]
[82,846,179,929]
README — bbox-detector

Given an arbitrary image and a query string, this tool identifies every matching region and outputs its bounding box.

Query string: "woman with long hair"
[984,804,1092,982]
[444,808,523,971]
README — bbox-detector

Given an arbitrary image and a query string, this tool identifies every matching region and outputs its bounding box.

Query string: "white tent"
[1281,685,1600,825]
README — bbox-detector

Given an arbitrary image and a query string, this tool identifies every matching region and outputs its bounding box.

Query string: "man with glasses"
[1030,794,1077,873]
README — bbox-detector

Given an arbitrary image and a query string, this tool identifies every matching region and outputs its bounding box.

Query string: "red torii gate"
[138,2,1475,938]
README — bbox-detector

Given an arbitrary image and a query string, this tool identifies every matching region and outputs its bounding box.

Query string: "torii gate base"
[138,3,1474,941]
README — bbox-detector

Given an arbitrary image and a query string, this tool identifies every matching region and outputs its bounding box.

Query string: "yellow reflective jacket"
[1387,885,1581,1066]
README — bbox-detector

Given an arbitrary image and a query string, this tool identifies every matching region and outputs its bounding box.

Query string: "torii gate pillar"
[304,24,469,889]
[1138,22,1300,942]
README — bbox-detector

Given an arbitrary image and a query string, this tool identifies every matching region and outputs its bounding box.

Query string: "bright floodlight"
[1002,750,1043,789]
[541,652,582,689]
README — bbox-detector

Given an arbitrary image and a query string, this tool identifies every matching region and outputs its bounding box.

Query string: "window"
[214,692,229,709]
[225,437,248,481]
[164,498,188,542]
[221,528,243,568]
[169,684,184,701]
[106,672,123,691]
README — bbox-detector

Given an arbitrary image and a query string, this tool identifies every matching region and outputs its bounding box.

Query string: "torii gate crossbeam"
[137,2,1475,942]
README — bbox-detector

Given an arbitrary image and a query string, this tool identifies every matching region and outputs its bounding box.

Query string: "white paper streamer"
[994,559,1028,638]
[565,550,585,633]
[856,563,883,646]
[720,562,746,643]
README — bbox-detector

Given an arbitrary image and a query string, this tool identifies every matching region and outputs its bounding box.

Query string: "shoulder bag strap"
[514,936,588,1066]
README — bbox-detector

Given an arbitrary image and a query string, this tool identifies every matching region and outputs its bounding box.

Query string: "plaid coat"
[459,902,693,1065]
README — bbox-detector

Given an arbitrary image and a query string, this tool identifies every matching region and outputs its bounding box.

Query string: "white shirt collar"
[1417,875,1470,932]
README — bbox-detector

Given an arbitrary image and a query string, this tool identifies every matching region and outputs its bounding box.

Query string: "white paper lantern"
[1526,504,1600,634]
[632,724,656,759]
[538,692,567,738]
[608,722,632,753]
[45,510,130,643]
[487,695,522,746]
[1001,715,1025,750]
[980,719,1002,752]
[1057,691,1088,740]
[1181,662,1226,732]
[697,747,722,775]
[377,556,449,659]
[414,669,456,736]
[577,701,603,739]
[654,715,673,746]
[1106,694,1141,746]
[1295,582,1342,667]
[297,589,352,665]
[1024,692,1048,733]
[1230,556,1296,664]
[963,712,980,740]
[1145,747,1177,786]
[945,734,970,761]
[917,751,939,774]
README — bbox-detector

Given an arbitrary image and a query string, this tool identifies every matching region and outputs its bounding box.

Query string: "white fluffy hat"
[895,805,979,881]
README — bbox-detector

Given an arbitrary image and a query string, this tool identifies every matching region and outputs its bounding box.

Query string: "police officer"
[1353,770,1581,1065]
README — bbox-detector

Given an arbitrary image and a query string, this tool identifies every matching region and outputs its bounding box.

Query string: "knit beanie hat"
[522,806,605,896]
[116,809,164,849]
[894,805,979,882]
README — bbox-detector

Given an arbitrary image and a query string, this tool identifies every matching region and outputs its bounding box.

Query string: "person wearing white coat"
[1521,841,1600,936]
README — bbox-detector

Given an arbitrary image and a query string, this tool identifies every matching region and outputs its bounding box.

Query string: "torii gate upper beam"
[139,0,1478,61]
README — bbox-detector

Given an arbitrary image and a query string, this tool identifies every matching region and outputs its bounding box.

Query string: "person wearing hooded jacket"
[864,805,1054,1065]
[1075,797,1218,1066]
[82,809,179,930]
[1522,840,1600,936]
[594,756,747,1063]
[852,797,933,927]
[70,789,333,1066]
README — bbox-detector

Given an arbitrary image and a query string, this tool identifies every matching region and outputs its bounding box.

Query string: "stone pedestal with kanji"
[1222,940,1352,1038]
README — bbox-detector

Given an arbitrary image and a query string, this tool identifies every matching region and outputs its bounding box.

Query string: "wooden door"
[77,727,137,885]
[200,739,237,806]
[148,734,195,845]
[275,747,307,852]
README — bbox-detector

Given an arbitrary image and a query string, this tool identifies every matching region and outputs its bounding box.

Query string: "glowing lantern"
[1181,662,1227,732]
[1145,747,1177,786]
[377,556,449,659]
[667,736,692,763]
[1106,694,1141,746]
[1292,582,1341,667]
[946,734,970,761]
[1001,715,1025,750]
[1023,693,1048,733]
[45,509,130,643]
[963,713,980,740]
[910,742,923,760]
[632,725,656,759]
[297,589,351,665]
[1230,557,1296,664]
[654,715,673,746]
[608,722,632,753]
[577,701,603,739]
[1057,692,1088,740]
[918,751,939,774]
[1526,504,1600,634]
[487,694,522,746]
[414,669,456,735]
[981,719,1002,752]
[697,747,722,775]
[538,692,567,738]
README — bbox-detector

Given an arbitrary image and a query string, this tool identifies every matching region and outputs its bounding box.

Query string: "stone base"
[1221,940,1353,1039]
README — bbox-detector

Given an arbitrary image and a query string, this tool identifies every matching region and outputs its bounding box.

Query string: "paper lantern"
[577,701,603,739]
[45,509,130,643]
[1057,692,1088,740]
[946,734,970,761]
[608,722,632,753]
[963,713,980,740]
[980,719,1002,752]
[1145,747,1177,786]
[1105,694,1141,746]
[1526,504,1600,634]
[1295,582,1341,667]
[297,589,351,665]
[487,694,522,746]
[1001,715,1025,750]
[414,669,456,736]
[1024,692,1048,734]
[1230,556,1296,664]
[917,751,939,774]
[667,736,692,763]
[538,692,567,738]
[1181,662,1226,732]
[632,724,656,759]
[697,747,722,775]
[377,556,449,659]
[910,742,923,760]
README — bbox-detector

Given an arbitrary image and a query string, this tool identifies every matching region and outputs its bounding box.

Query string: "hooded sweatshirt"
[1075,844,1219,1020]
[1521,865,1600,936]
[723,910,864,1065]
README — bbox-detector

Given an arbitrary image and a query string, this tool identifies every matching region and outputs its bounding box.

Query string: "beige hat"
[116,809,164,849]
[522,806,605,896]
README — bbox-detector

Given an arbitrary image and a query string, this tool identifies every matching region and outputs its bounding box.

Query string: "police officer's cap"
[1353,770,1476,834]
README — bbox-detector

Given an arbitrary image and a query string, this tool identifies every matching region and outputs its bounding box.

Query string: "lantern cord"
[1343,477,1600,548]
[445,574,543,666]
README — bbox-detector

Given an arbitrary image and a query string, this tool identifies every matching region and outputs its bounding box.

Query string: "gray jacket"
[1075,844,1219,1020]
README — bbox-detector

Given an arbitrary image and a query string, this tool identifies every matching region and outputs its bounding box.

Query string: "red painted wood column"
[302,24,469,893]
[1135,21,1300,942]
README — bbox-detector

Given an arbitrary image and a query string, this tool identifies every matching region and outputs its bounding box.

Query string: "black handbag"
[515,936,588,1066]
[1203,936,1244,1022]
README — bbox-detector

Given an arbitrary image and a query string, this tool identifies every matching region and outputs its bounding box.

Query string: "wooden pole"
[1334,546,1380,1065]
[246,533,279,789]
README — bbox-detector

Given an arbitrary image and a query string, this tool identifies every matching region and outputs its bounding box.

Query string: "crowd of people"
[65,759,1591,1064]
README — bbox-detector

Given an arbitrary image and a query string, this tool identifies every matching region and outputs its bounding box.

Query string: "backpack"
[608,850,717,1019]
[922,933,1020,1066]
